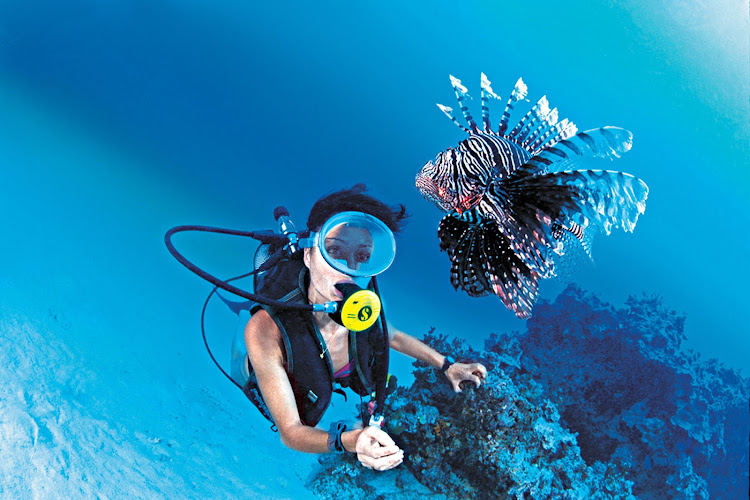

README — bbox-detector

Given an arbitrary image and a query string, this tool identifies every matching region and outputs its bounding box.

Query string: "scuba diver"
[166,184,487,472]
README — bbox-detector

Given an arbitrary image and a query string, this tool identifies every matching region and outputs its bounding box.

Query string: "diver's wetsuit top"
[247,264,385,427]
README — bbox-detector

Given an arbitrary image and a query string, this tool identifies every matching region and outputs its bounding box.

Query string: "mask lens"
[317,212,395,278]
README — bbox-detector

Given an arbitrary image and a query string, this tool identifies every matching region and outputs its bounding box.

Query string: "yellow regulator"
[331,284,381,332]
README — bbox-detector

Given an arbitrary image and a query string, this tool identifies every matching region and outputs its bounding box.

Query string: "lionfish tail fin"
[551,220,596,261]
[524,127,634,173]
[575,220,596,260]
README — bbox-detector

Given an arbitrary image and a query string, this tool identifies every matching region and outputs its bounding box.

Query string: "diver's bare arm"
[245,310,333,453]
[245,311,403,468]
[388,327,446,368]
[389,327,487,391]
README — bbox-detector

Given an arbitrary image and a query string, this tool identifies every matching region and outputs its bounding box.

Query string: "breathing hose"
[164,225,328,312]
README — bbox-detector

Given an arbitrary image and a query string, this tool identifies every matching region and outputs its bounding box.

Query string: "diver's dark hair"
[307,184,409,233]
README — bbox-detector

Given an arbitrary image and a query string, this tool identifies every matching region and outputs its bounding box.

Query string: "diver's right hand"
[354,426,403,471]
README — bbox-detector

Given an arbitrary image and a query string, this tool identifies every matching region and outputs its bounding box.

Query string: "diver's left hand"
[445,362,487,393]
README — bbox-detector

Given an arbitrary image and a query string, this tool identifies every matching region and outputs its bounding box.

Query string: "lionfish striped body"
[416,74,648,318]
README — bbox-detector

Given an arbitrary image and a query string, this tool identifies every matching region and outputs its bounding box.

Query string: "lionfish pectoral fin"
[569,170,648,234]
[438,213,540,318]
[524,127,633,173]
[479,179,557,277]
[530,169,647,235]
[481,225,540,318]
[438,214,491,297]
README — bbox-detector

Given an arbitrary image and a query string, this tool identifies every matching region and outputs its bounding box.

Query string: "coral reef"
[307,453,446,500]
[308,285,749,499]
[383,332,634,499]
[517,285,749,499]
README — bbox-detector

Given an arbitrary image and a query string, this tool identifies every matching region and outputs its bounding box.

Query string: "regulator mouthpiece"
[330,283,381,332]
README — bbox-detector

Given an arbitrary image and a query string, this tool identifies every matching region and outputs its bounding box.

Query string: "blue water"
[1,0,748,496]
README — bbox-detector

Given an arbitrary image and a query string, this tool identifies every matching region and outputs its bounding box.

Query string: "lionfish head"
[415,149,458,213]
[415,147,484,215]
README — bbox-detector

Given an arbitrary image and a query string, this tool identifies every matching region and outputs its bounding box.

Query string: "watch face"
[441,356,455,372]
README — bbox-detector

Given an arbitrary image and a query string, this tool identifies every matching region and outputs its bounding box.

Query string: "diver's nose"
[345,255,360,271]
[334,255,360,272]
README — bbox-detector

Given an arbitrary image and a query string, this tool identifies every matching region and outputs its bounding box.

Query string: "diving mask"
[301,211,396,280]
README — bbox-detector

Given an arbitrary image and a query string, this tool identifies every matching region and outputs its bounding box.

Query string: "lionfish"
[415,74,648,318]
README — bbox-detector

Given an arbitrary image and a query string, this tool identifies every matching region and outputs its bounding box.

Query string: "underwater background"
[1,0,748,498]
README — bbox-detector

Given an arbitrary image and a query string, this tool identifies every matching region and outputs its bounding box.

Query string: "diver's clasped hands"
[445,362,488,393]
[354,426,404,471]
[348,360,486,472]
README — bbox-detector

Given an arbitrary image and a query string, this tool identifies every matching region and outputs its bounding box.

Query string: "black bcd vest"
[243,252,387,428]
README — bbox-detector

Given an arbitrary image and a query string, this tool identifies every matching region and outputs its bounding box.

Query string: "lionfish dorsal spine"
[497,78,528,136]
[531,119,578,153]
[522,107,559,149]
[436,103,473,134]
[508,96,551,145]
[480,72,499,134]
[449,75,479,133]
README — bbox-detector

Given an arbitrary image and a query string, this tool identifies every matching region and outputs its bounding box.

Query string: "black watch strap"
[327,421,347,453]
[440,356,455,373]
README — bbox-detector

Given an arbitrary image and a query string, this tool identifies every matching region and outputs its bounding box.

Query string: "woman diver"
[243,185,487,471]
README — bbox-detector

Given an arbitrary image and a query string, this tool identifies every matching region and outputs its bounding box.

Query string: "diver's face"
[323,225,374,272]
[304,224,374,302]
[304,245,354,302]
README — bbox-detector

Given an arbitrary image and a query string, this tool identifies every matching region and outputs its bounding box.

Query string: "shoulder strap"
[369,276,390,423]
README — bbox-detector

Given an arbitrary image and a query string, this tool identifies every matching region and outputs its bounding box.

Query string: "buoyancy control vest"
[164,218,393,430]
[242,254,388,427]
